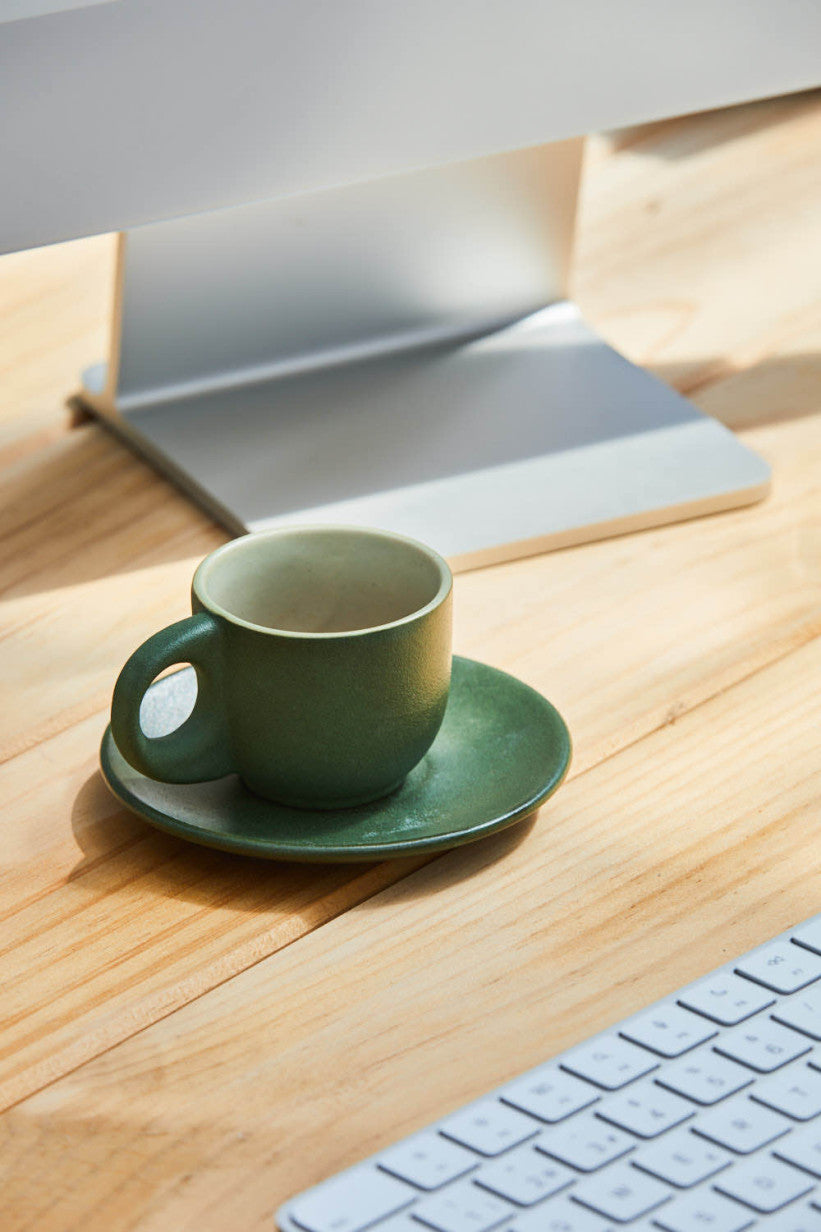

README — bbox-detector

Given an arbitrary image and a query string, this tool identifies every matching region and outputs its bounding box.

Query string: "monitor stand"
[78,139,769,571]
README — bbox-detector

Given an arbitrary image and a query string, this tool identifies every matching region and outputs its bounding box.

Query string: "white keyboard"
[277,914,821,1232]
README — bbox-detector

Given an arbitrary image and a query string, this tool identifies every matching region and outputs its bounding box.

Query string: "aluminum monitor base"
[82,300,769,571]
[78,141,769,570]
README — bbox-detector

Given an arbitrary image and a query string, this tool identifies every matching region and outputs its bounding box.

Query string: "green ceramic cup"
[110,526,453,809]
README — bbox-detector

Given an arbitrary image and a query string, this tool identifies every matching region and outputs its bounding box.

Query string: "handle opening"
[111,613,234,784]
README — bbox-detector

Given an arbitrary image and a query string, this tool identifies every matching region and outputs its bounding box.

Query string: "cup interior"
[196,527,450,635]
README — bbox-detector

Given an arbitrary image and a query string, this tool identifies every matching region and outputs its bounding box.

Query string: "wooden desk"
[1,90,820,1230]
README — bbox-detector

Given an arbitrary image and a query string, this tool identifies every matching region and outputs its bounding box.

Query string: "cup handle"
[110,612,234,783]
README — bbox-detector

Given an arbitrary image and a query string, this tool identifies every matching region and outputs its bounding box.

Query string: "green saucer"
[100,656,571,862]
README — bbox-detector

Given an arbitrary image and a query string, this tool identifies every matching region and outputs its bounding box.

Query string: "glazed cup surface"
[111,526,453,809]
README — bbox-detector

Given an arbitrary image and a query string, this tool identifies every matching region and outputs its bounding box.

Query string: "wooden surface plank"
[0,427,225,763]
[0,233,115,459]
[1,90,821,1115]
[1,404,820,1109]
[575,90,821,396]
[0,418,809,1113]
[3,611,819,1232]
[0,87,820,1166]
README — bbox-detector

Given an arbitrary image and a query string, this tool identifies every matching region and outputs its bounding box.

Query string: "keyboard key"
[561,1037,657,1090]
[633,1128,731,1187]
[282,914,821,1232]
[793,921,821,957]
[379,1133,478,1190]
[753,1066,821,1121]
[537,1112,635,1172]
[678,973,775,1026]
[656,1054,753,1105]
[474,1146,575,1206]
[774,987,821,1041]
[621,1005,717,1058]
[502,1068,599,1123]
[572,1161,670,1221]
[369,1218,421,1232]
[414,1181,511,1232]
[441,1101,538,1156]
[507,1196,612,1232]
[691,1093,790,1153]
[289,1166,415,1232]
[596,1080,693,1138]
[655,1191,754,1232]
[735,943,821,994]
[715,1156,814,1212]
[715,1019,812,1073]
[775,1125,821,1177]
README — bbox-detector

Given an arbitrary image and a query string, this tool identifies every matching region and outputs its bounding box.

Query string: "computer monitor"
[3,1,819,568]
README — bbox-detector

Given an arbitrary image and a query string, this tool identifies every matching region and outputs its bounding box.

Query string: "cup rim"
[192,524,453,640]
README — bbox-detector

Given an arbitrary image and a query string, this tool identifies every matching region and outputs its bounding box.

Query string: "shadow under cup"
[112,526,453,810]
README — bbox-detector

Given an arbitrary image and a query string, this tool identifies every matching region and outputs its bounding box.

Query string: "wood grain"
[0,89,820,1216]
[0,233,115,459]
[0,402,819,1109]
[575,90,821,396]
[3,605,819,1232]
